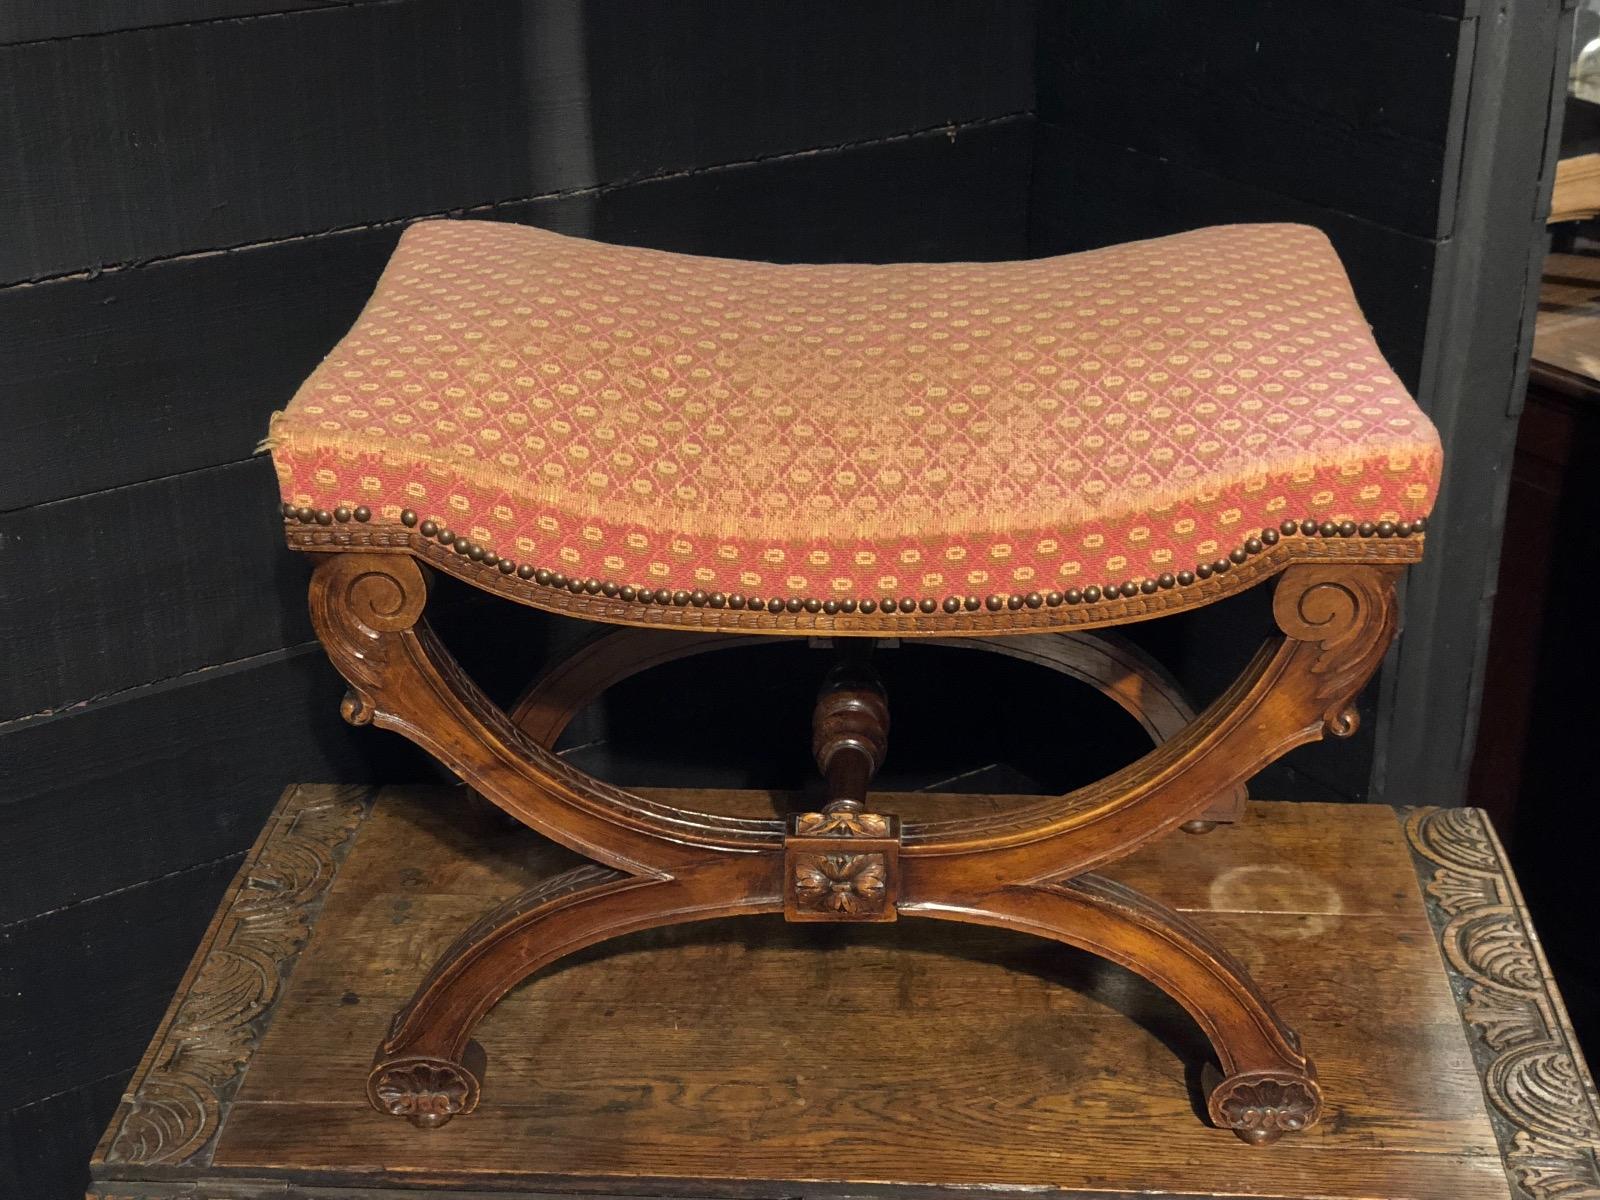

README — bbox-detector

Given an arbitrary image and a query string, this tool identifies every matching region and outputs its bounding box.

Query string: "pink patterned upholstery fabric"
[267,219,1440,601]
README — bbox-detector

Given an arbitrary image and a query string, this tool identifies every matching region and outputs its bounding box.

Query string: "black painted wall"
[0,2,1571,1197]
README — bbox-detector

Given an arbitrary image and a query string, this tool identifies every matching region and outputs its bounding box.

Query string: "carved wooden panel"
[1405,806,1600,1200]
[93,784,373,1169]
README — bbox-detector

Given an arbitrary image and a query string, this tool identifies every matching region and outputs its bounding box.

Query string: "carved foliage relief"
[1406,806,1600,1200]
[99,787,371,1167]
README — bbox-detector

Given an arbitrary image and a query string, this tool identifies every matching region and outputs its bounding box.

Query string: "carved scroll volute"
[1271,563,1400,737]
[308,553,430,725]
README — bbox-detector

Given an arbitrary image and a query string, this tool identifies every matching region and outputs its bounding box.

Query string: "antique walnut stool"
[265,220,1440,1145]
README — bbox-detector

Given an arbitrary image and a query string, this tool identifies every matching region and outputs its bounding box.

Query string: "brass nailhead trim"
[280,503,1428,616]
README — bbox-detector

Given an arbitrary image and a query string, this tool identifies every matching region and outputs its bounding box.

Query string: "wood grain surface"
[99,784,1520,1199]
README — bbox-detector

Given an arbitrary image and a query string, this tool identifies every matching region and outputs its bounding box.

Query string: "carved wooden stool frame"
[291,515,1423,1145]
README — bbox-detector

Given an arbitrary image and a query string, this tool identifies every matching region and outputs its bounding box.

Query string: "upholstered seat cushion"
[268,219,1440,604]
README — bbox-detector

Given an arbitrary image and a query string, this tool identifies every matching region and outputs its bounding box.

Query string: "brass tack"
[1318,521,1338,537]
[567,578,585,594]
[296,506,315,523]
[1196,563,1214,579]
[1300,519,1318,535]
[943,596,962,613]
[637,588,655,604]
[1177,570,1195,586]
[517,564,535,580]
[1396,521,1413,537]
[767,598,784,613]
[807,598,824,613]
[861,599,878,614]
[709,592,726,608]
[1025,592,1044,608]
[883,597,898,613]
[419,520,439,537]
[1083,586,1102,603]
[552,573,569,589]
[1358,522,1377,537]
[841,599,858,613]
[1140,579,1158,595]
[918,598,936,613]
[1213,558,1231,574]
[452,540,470,556]
[901,598,919,614]
[1046,591,1063,607]
[498,559,516,575]
[691,590,708,606]
[534,568,553,585]
[581,578,600,594]
[468,545,487,562]
[1413,516,1428,532]
[653,588,671,604]
[1229,547,1248,564]
[1065,588,1083,604]
[1158,573,1176,589]
[824,600,840,615]
[401,509,418,527]
[602,581,620,596]
[964,596,981,611]
[354,506,371,523]
[1120,581,1139,597]
[315,509,333,526]
[729,594,747,609]
[334,506,352,523]
[280,501,296,518]
[1338,520,1358,537]
[788,598,806,613]
[1245,537,1263,554]
[985,595,1004,612]
[1377,520,1396,537]
[620,585,638,601]
[438,529,456,545]
[1281,519,1299,535]
[673,590,691,606]
[1262,527,1279,545]
[1007,594,1024,610]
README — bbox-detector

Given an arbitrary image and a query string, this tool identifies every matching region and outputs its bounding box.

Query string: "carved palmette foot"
[367,1043,485,1128]
[1204,1064,1324,1145]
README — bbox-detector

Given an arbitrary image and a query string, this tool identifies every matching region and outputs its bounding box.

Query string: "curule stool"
[265,219,1441,1145]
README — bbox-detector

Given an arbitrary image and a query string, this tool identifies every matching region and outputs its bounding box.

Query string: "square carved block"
[783,811,901,923]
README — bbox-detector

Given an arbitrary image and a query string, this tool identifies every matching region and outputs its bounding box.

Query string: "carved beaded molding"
[282,503,1427,634]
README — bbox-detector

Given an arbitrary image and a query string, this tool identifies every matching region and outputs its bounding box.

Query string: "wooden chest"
[90,785,1600,1200]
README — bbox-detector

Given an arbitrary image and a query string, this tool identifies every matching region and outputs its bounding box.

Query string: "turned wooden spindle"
[810,651,890,813]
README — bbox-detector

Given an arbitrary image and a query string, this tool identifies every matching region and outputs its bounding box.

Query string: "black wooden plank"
[1034,0,1465,239]
[1035,2,1463,218]
[0,854,243,1107]
[0,0,1034,283]
[1027,123,1437,390]
[1377,0,1576,807]
[0,1071,126,1200]
[0,645,439,926]
[592,116,1033,262]
[3,120,1027,513]
[0,456,307,720]
[0,1,345,45]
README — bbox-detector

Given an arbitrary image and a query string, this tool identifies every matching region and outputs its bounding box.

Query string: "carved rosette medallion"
[368,1056,481,1128]
[1405,806,1600,1199]
[1206,1071,1323,1145]
[784,811,900,923]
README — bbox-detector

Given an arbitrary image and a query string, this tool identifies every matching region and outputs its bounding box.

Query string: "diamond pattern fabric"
[267,219,1440,601]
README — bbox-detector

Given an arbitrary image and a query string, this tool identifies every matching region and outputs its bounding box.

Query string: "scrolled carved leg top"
[1204,1064,1323,1145]
[368,1045,484,1128]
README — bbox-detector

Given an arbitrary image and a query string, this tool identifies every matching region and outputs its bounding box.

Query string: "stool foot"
[1204,1063,1323,1146]
[1181,819,1219,834]
[367,1043,485,1128]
